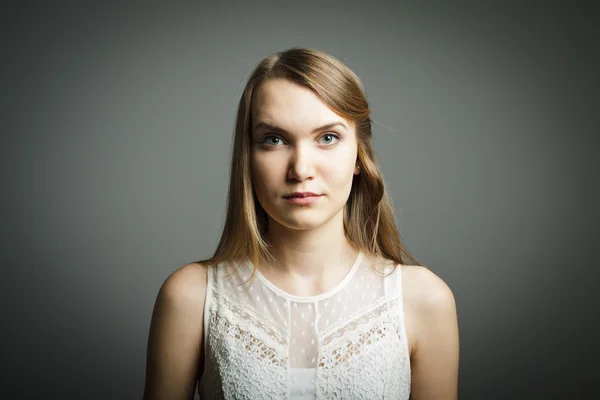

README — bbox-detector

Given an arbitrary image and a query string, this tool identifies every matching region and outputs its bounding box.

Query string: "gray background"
[2,0,598,398]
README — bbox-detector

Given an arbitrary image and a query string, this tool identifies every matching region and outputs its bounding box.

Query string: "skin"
[143,78,459,399]
[249,78,361,295]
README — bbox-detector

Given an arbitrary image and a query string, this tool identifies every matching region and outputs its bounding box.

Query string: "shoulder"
[400,264,456,314]
[399,264,458,355]
[143,262,211,399]
[158,262,209,305]
[398,265,459,398]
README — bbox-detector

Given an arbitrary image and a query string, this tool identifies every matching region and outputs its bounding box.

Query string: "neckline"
[251,251,364,303]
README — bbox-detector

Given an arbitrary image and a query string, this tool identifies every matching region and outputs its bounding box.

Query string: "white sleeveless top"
[197,251,411,399]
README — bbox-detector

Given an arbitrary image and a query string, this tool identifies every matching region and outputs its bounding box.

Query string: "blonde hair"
[196,47,420,273]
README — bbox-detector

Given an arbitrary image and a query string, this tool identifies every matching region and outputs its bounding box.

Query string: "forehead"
[251,79,351,131]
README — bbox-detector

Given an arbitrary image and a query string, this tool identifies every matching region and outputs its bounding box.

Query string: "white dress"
[197,251,411,399]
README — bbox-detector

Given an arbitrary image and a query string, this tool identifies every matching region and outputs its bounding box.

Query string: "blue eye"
[258,133,340,148]
[259,135,284,147]
[319,133,340,145]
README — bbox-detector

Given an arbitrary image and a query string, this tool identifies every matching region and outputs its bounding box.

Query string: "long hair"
[195,47,420,274]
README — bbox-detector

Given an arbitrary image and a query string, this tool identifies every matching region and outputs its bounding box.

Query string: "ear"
[354,164,360,175]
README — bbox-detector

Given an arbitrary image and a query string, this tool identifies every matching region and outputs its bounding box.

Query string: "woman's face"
[250,78,359,232]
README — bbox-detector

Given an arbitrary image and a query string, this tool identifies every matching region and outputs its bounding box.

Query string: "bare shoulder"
[400,264,456,314]
[158,261,208,305]
[399,264,459,399]
[153,262,209,319]
[143,262,209,400]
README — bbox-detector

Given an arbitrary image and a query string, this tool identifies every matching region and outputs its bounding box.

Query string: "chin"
[270,208,343,231]
[261,198,346,232]
[276,216,324,231]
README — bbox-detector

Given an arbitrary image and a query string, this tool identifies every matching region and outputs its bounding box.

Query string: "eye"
[259,134,285,147]
[319,133,340,145]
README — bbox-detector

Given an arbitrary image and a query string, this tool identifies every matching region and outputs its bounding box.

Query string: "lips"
[284,192,321,198]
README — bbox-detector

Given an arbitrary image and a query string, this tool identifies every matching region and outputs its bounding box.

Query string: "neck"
[262,211,359,279]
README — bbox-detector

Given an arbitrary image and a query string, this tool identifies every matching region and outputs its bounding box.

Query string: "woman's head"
[200,47,419,268]
[250,78,359,234]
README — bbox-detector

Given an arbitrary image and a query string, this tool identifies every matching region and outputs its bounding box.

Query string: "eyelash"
[258,133,341,148]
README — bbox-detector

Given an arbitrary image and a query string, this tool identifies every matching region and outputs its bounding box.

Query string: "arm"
[143,263,208,400]
[404,266,460,400]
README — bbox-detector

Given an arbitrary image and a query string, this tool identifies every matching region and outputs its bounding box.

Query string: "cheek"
[321,166,353,198]
[251,155,281,197]
[253,157,275,180]
[325,152,356,185]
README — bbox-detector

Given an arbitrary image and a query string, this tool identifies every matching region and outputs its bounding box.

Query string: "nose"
[287,145,315,182]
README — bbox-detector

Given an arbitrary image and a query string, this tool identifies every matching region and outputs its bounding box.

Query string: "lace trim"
[212,295,288,356]
[321,295,401,345]
[211,266,288,349]
[318,297,404,369]
[318,322,401,369]
[209,310,288,367]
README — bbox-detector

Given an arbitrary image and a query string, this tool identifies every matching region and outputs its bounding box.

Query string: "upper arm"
[143,263,208,400]
[403,266,459,400]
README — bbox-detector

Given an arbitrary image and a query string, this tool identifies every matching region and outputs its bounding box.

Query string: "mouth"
[283,192,322,205]
[283,192,321,198]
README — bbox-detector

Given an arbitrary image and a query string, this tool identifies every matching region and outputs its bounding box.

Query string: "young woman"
[143,47,459,399]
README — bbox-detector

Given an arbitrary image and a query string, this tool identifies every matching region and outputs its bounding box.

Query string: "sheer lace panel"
[318,297,401,368]
[198,255,411,400]
[209,310,287,366]
[220,294,288,351]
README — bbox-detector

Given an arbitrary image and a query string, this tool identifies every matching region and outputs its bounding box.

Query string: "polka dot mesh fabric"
[198,251,411,399]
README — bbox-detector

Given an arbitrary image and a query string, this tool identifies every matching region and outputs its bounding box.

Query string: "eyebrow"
[253,121,348,135]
